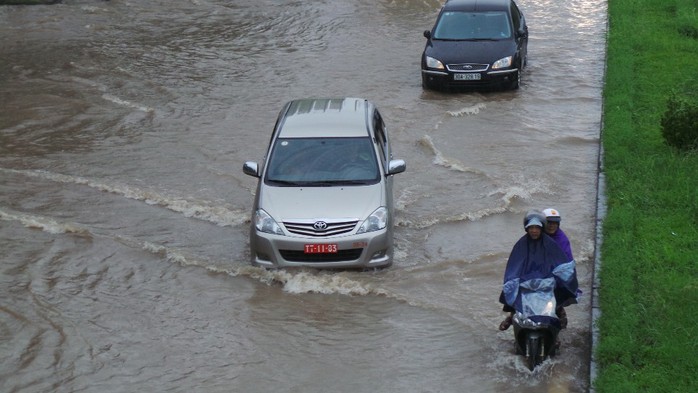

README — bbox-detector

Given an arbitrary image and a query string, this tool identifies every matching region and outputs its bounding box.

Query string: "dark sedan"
[421,0,528,91]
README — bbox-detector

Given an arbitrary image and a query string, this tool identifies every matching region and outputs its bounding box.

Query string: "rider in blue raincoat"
[498,210,578,331]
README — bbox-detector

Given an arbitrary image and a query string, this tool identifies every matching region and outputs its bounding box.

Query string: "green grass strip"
[596,0,698,391]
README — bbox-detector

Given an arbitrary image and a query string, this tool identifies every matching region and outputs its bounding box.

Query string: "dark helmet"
[523,209,547,230]
[542,208,562,223]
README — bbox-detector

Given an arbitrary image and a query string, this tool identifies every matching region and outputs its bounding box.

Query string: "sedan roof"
[278,98,371,138]
[443,0,510,12]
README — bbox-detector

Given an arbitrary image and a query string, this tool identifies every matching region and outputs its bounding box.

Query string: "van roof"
[278,98,371,138]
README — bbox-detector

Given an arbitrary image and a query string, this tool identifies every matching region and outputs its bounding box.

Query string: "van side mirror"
[423,30,432,39]
[243,161,260,177]
[387,159,406,175]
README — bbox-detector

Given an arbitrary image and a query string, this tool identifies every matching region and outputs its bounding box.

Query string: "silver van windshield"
[265,137,380,186]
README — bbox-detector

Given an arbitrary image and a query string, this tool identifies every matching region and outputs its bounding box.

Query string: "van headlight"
[357,207,388,234]
[492,56,513,70]
[254,209,284,235]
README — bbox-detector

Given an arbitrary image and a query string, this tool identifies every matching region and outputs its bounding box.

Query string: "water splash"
[235,266,391,296]
[447,103,487,117]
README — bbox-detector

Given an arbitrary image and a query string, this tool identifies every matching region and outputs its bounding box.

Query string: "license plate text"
[304,244,338,253]
[454,73,481,81]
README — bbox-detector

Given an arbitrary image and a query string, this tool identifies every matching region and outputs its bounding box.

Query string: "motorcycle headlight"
[357,207,388,234]
[254,209,284,235]
[492,56,513,70]
[425,56,445,70]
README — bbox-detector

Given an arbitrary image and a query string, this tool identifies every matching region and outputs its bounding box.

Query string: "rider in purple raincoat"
[542,208,573,261]
[542,207,575,327]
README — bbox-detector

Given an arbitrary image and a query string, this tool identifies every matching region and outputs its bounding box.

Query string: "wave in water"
[47,73,157,114]
[488,173,553,203]
[0,209,388,297]
[395,172,553,229]
[0,168,248,227]
[134,236,391,297]
[101,94,154,113]
[2,208,505,304]
[447,103,487,117]
[418,135,488,175]
[237,267,390,296]
[0,208,90,236]
[396,205,511,229]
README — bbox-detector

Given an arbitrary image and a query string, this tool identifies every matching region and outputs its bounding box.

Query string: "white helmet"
[542,208,561,223]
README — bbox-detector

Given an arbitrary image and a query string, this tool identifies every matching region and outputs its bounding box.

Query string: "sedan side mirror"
[243,161,260,177]
[423,30,432,39]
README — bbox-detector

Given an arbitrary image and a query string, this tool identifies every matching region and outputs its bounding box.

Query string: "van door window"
[373,111,389,166]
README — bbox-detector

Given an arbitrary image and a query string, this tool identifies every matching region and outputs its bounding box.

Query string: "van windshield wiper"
[304,180,373,186]
[267,179,306,186]
[336,179,376,185]
[304,181,339,187]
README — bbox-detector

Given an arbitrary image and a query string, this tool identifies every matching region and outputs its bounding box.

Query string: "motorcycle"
[511,276,561,371]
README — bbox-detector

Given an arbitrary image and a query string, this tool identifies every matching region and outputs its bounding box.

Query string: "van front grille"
[283,220,358,237]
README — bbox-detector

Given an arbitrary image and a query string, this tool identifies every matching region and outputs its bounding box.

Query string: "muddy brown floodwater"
[0,0,606,391]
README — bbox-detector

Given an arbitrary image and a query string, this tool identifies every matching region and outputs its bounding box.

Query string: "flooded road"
[0,0,606,391]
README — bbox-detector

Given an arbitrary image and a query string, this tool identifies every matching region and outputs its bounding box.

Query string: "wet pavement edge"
[589,103,608,392]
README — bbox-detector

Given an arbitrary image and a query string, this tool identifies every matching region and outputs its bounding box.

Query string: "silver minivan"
[243,98,406,269]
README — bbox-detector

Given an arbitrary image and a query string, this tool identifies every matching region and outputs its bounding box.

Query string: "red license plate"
[304,244,338,253]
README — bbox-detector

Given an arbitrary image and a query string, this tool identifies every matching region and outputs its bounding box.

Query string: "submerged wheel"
[526,334,543,371]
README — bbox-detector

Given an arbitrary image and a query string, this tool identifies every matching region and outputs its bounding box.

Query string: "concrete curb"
[589,150,605,392]
[589,8,610,389]
[589,71,608,391]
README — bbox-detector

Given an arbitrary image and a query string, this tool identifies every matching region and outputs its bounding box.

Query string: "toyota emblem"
[313,221,328,231]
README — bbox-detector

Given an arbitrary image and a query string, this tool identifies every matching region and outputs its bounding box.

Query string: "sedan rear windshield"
[434,11,512,40]
[265,137,380,186]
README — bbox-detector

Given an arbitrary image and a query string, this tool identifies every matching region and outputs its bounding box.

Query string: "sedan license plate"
[304,244,338,253]
[454,73,481,81]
